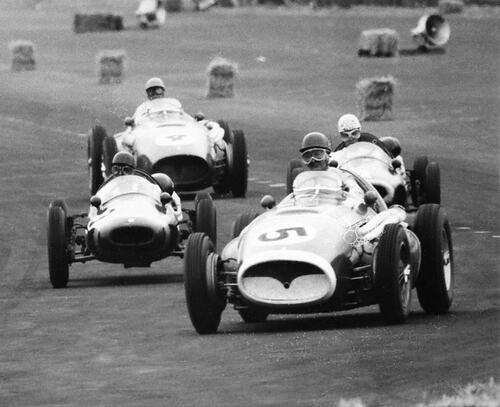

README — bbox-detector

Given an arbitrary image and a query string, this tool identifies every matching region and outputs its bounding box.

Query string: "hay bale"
[358,29,399,58]
[165,0,182,12]
[206,57,238,98]
[356,76,396,121]
[9,40,36,71]
[438,0,464,13]
[96,50,126,84]
[73,13,124,34]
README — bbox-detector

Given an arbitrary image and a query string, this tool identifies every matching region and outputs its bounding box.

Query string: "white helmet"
[337,113,361,133]
[145,77,165,92]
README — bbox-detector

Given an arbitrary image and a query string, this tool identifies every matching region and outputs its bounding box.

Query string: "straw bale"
[438,0,464,13]
[206,57,238,98]
[356,76,396,121]
[96,49,126,84]
[73,13,124,34]
[9,40,36,71]
[358,28,399,57]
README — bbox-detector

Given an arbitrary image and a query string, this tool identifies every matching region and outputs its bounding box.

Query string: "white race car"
[87,99,248,198]
[47,169,216,288]
[287,138,441,210]
[183,169,454,334]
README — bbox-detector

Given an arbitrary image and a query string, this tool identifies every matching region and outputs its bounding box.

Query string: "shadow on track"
[65,272,183,288]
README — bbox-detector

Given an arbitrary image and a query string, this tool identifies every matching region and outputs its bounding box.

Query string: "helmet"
[152,173,174,194]
[299,132,331,153]
[145,77,165,100]
[111,151,135,176]
[337,113,361,133]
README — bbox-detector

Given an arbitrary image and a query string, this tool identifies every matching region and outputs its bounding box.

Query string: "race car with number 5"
[183,168,454,334]
[87,99,248,197]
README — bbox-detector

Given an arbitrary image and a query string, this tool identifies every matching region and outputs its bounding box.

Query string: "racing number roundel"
[258,226,313,244]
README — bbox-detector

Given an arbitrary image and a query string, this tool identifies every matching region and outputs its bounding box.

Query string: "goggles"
[340,128,360,139]
[111,165,133,176]
[301,148,328,164]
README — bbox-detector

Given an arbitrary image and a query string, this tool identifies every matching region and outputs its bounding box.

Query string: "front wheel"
[231,210,260,238]
[375,223,412,324]
[47,202,70,288]
[184,233,226,334]
[414,204,454,314]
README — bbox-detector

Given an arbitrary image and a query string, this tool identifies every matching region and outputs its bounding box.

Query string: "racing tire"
[231,210,260,238]
[88,125,106,195]
[47,204,69,288]
[102,135,118,177]
[194,192,217,247]
[238,308,269,323]
[228,129,248,198]
[136,154,153,174]
[414,204,454,314]
[184,233,226,334]
[286,158,305,195]
[375,223,412,324]
[425,162,441,204]
[411,156,428,206]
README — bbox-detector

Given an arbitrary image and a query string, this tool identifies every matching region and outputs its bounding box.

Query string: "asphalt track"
[0,4,499,406]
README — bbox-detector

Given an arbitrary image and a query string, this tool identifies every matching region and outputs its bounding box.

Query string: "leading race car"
[47,168,217,288]
[183,168,454,334]
[286,136,441,209]
[87,99,248,197]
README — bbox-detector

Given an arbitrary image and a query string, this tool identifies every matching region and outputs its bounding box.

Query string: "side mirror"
[363,190,378,207]
[160,192,172,206]
[260,194,276,210]
[328,158,339,168]
[194,112,205,121]
[124,117,134,127]
[90,195,101,208]
[391,158,402,169]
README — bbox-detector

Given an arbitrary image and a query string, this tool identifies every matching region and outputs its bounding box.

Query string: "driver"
[132,77,182,122]
[299,132,332,171]
[111,151,135,176]
[333,114,392,153]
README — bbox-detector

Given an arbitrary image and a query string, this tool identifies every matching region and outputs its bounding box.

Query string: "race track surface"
[0,4,498,406]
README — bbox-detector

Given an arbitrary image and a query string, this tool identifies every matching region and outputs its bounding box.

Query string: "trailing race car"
[286,137,441,209]
[47,167,217,289]
[183,168,454,334]
[87,99,248,197]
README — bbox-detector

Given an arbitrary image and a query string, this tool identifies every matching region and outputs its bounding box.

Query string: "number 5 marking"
[258,227,307,242]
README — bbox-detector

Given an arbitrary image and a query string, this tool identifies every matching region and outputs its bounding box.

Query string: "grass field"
[0,3,498,406]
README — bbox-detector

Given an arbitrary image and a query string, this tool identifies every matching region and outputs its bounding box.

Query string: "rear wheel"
[88,125,106,194]
[47,203,69,288]
[286,158,305,194]
[414,204,454,314]
[103,135,118,177]
[184,233,226,334]
[231,210,260,238]
[425,162,441,204]
[228,129,248,198]
[194,192,217,247]
[375,223,412,324]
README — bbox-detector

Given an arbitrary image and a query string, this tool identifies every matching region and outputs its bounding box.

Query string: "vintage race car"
[183,169,454,334]
[286,137,441,209]
[47,169,217,288]
[87,99,248,198]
